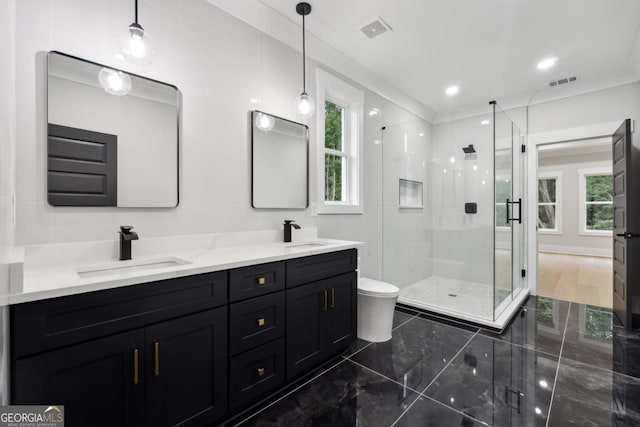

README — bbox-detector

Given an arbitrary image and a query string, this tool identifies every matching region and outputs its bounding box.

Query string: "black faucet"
[119,226,139,261]
[283,220,301,243]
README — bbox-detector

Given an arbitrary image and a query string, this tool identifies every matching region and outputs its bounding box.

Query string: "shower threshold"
[397,276,529,330]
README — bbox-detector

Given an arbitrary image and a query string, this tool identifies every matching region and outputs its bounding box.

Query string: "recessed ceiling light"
[419,132,425,137]
[445,85,459,96]
[368,108,381,116]
[249,97,259,104]
[481,120,490,125]
[537,57,558,70]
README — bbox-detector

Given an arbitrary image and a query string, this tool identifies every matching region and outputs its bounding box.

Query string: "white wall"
[12,0,430,281]
[0,0,16,406]
[538,150,612,256]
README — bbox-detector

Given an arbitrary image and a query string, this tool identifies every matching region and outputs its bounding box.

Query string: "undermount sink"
[287,242,328,249]
[77,257,191,279]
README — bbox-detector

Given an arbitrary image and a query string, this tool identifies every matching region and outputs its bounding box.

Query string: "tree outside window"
[585,174,613,231]
[538,177,558,230]
[324,101,346,202]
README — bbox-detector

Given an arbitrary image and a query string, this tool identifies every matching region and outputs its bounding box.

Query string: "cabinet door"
[286,280,328,380]
[145,307,228,427]
[325,272,357,356]
[13,330,145,427]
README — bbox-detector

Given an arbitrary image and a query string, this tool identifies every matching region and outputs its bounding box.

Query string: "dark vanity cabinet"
[10,248,358,426]
[11,272,229,427]
[286,251,358,379]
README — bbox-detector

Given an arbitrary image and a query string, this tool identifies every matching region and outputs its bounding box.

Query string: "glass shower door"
[494,105,514,318]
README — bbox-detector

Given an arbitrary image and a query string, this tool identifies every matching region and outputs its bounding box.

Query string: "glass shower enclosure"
[381,102,527,329]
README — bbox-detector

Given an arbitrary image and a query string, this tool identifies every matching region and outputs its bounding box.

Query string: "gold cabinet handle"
[133,348,139,385]
[329,287,335,309]
[256,277,266,285]
[154,342,160,377]
[257,367,265,377]
[322,289,328,311]
[257,318,265,327]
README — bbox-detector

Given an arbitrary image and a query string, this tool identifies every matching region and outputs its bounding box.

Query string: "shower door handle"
[506,198,522,224]
[513,198,522,224]
[505,198,510,224]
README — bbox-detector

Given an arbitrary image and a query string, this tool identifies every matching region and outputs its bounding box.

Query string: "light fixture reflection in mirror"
[255,112,275,131]
[98,68,132,96]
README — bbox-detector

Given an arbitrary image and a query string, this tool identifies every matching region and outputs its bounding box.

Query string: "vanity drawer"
[229,261,285,302]
[286,249,357,288]
[229,338,285,411]
[11,271,228,358]
[229,291,285,356]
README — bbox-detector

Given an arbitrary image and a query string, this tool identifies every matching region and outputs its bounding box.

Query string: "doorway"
[536,138,613,308]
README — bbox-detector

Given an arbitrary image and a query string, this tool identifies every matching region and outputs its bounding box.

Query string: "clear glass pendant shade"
[118,24,156,64]
[98,68,132,96]
[255,112,275,131]
[293,92,315,117]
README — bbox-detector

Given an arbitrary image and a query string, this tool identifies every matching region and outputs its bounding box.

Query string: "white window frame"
[537,171,563,235]
[316,69,364,214]
[578,167,613,236]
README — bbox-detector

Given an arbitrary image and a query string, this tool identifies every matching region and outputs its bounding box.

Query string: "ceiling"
[209,0,640,121]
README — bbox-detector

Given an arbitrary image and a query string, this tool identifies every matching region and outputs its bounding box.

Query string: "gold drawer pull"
[322,289,328,311]
[257,367,265,377]
[329,287,335,309]
[257,318,265,327]
[154,342,160,377]
[257,277,266,285]
[133,348,139,385]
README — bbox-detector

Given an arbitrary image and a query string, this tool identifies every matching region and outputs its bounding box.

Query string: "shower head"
[462,144,476,154]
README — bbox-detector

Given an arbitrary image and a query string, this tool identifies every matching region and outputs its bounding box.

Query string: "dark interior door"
[612,119,639,330]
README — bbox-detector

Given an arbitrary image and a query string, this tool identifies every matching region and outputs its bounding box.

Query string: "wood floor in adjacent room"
[538,252,613,308]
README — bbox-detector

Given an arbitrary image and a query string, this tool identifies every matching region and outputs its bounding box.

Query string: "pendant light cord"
[302,13,307,93]
[134,0,139,25]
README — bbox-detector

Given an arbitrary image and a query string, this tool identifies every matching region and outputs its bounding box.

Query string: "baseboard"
[539,244,611,258]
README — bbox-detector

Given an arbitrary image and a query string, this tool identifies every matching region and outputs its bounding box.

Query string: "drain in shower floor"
[448,293,458,297]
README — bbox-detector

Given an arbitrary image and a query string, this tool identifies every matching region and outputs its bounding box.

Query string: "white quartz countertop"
[9,229,363,305]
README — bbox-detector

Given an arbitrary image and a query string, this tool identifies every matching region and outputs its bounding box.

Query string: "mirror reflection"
[47,51,179,207]
[251,111,309,209]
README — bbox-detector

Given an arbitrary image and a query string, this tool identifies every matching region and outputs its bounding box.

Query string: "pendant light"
[118,0,156,64]
[293,2,315,117]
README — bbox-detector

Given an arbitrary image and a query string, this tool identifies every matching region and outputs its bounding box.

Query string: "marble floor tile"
[393,396,490,427]
[522,295,571,316]
[479,304,567,356]
[392,309,416,330]
[548,358,640,427]
[235,360,418,427]
[561,303,614,370]
[612,324,640,380]
[425,334,558,427]
[350,317,474,392]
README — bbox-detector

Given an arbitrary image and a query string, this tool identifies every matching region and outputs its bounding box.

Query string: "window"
[579,168,613,235]
[316,69,364,214]
[537,172,562,234]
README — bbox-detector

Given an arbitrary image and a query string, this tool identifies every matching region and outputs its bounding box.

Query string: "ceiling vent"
[360,17,393,39]
[549,76,577,87]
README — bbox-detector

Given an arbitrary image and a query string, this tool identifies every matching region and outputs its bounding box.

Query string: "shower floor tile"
[399,276,501,320]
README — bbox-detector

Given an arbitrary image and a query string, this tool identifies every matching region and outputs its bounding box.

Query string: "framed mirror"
[47,51,179,207]
[251,111,309,209]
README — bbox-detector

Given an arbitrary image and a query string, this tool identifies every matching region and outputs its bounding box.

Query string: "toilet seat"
[358,278,399,297]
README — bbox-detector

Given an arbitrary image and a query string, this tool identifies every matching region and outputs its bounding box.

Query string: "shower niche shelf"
[399,179,423,208]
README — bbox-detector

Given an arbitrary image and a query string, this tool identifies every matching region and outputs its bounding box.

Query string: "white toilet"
[357,277,400,342]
